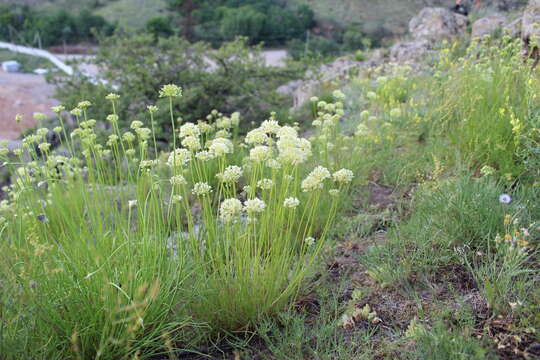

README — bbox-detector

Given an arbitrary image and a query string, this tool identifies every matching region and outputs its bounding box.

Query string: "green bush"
[50,35,299,146]
[145,16,174,39]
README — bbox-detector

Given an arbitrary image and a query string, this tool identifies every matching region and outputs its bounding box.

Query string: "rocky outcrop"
[278,56,368,109]
[522,0,540,65]
[409,7,468,42]
[504,17,522,37]
[471,14,508,38]
[389,39,431,62]
[522,0,540,41]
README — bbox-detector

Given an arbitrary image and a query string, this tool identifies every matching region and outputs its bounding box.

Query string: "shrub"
[146,16,174,39]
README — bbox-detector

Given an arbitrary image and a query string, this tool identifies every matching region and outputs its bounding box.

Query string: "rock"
[389,40,431,62]
[1,61,21,73]
[276,80,301,96]
[522,0,540,66]
[471,14,508,38]
[409,7,468,42]
[366,48,386,66]
[522,0,540,41]
[504,17,522,38]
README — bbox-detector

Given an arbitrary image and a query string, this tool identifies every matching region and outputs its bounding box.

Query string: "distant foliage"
[0,4,115,47]
[50,36,299,145]
[166,0,315,46]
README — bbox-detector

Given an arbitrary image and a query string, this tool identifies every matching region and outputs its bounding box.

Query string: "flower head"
[333,169,354,183]
[216,165,243,183]
[499,194,512,204]
[219,198,243,223]
[244,198,266,213]
[301,166,330,192]
[283,197,300,209]
[192,182,212,196]
[179,123,200,138]
[167,148,191,168]
[159,84,182,98]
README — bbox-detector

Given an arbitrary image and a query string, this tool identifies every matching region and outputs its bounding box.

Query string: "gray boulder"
[389,40,431,63]
[409,7,468,42]
[522,0,540,41]
[504,17,522,38]
[471,14,508,38]
[522,0,540,65]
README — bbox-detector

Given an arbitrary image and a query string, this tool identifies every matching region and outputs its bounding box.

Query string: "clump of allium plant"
[0,86,355,358]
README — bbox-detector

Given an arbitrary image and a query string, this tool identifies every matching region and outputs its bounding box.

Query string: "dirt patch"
[0,71,58,140]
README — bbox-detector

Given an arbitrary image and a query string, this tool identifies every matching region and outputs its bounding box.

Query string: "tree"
[167,0,206,41]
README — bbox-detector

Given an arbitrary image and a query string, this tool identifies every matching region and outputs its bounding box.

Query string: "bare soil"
[0,70,58,140]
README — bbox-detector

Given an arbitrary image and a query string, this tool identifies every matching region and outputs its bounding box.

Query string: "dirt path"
[0,70,58,140]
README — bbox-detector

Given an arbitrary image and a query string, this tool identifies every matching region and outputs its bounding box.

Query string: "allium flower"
[257,178,274,190]
[245,129,269,145]
[499,194,512,204]
[209,138,233,157]
[260,120,281,134]
[105,93,120,101]
[38,143,51,152]
[332,90,345,100]
[77,101,92,109]
[51,105,65,113]
[135,128,152,141]
[219,198,243,223]
[283,197,300,209]
[329,189,340,197]
[304,237,315,246]
[70,108,82,117]
[179,123,200,138]
[231,112,241,126]
[250,145,272,162]
[217,165,243,183]
[197,121,213,134]
[276,126,297,138]
[181,136,201,151]
[360,110,370,120]
[170,175,187,186]
[159,84,182,98]
[244,198,266,213]
[147,105,158,113]
[333,169,354,183]
[36,128,49,137]
[172,195,183,203]
[122,132,135,143]
[15,114,23,123]
[366,91,377,100]
[130,120,144,129]
[266,159,282,169]
[106,114,119,123]
[125,149,136,157]
[53,126,62,133]
[480,165,495,176]
[128,200,138,209]
[167,148,191,168]
[192,182,212,196]
[301,166,330,192]
[195,150,215,161]
[107,135,119,146]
